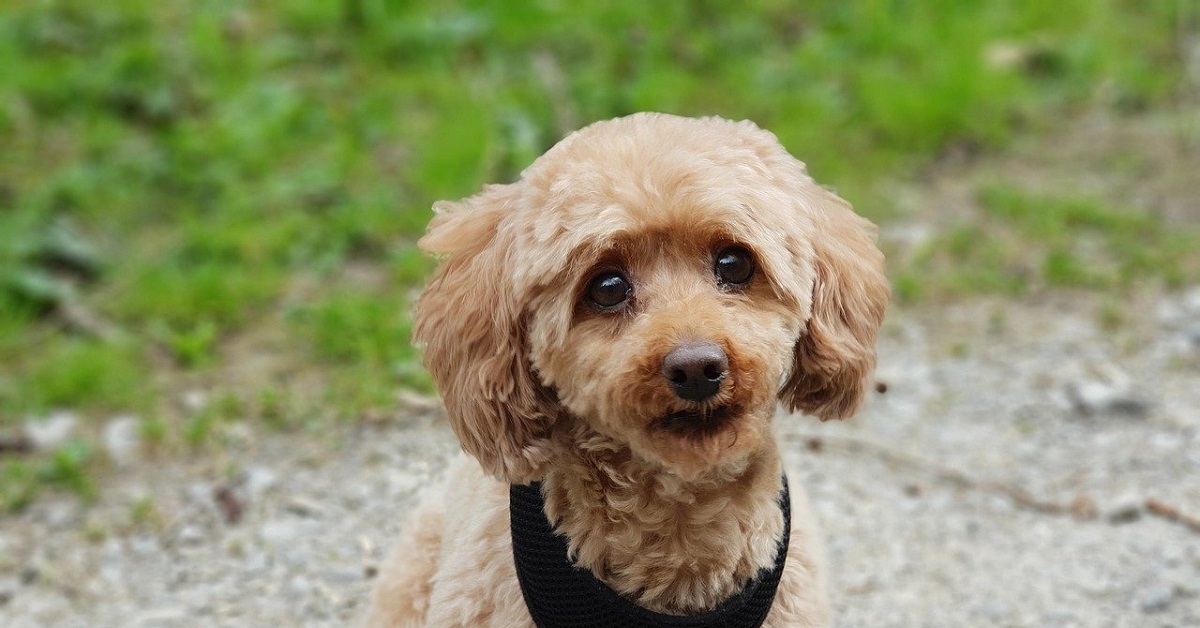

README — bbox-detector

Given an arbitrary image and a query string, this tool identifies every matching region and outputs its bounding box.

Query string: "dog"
[361,113,889,627]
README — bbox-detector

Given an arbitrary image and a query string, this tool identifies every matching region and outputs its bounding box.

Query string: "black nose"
[661,341,729,403]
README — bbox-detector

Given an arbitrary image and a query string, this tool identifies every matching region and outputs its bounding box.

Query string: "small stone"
[286,575,312,597]
[1164,568,1200,597]
[18,565,38,585]
[1064,362,1148,417]
[1080,574,1113,597]
[104,415,142,466]
[260,520,298,547]
[321,567,364,583]
[181,390,208,412]
[976,600,1012,620]
[175,525,205,546]
[242,552,270,575]
[244,467,278,501]
[1184,287,1200,314]
[24,411,78,451]
[285,496,325,517]
[130,535,159,557]
[1105,495,1143,524]
[1138,584,1174,613]
[185,482,213,505]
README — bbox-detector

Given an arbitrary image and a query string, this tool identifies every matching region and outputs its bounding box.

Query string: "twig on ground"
[793,433,1098,520]
[1146,498,1200,533]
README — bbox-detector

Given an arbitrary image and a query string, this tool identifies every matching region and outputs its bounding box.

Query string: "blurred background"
[0,1,1198,624]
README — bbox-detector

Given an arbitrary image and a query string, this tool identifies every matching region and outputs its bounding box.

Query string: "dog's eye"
[586,272,632,309]
[715,247,754,286]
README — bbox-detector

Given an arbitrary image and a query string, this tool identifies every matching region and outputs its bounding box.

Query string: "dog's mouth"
[653,404,740,439]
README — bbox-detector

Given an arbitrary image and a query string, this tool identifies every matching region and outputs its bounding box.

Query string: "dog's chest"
[508,479,791,628]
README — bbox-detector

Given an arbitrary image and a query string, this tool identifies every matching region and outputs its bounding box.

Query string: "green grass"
[0,0,1191,508]
[898,184,1200,301]
[3,338,148,415]
[289,285,433,416]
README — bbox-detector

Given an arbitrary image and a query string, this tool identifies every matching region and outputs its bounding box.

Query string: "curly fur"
[361,113,889,627]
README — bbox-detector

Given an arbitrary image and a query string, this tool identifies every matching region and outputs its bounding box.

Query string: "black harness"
[509,476,791,628]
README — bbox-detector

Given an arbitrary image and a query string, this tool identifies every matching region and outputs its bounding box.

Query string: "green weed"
[908,185,1200,299]
[40,440,95,502]
[1,339,149,417]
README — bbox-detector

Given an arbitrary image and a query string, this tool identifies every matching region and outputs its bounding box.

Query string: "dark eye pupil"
[716,248,754,285]
[588,273,630,308]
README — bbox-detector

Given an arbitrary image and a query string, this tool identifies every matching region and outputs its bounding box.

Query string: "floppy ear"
[413,184,557,483]
[779,190,890,420]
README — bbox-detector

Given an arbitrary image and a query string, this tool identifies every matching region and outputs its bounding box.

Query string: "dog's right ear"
[413,184,556,484]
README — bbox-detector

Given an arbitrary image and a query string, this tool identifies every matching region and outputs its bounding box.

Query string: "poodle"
[361,113,889,627]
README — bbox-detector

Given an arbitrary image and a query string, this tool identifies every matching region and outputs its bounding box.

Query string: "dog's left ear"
[779,190,890,420]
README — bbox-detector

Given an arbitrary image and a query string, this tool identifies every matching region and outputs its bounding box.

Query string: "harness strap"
[510,476,791,628]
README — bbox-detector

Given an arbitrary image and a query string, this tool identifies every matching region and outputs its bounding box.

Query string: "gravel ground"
[2,290,1199,628]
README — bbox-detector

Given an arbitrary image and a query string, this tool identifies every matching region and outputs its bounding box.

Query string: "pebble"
[975,599,1012,620]
[287,575,313,597]
[185,482,214,506]
[285,496,326,518]
[242,552,270,575]
[259,520,298,547]
[1138,584,1174,613]
[181,390,208,412]
[1165,569,1200,597]
[104,415,142,466]
[1184,325,1200,349]
[244,467,279,501]
[23,411,78,451]
[175,525,206,546]
[1064,364,1148,417]
[129,535,160,557]
[321,566,364,584]
[1105,494,1144,524]
[0,577,17,606]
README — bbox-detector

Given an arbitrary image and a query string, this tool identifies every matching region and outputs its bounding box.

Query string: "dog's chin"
[637,404,767,480]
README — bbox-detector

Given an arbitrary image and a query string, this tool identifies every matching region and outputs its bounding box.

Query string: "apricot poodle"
[361,113,889,627]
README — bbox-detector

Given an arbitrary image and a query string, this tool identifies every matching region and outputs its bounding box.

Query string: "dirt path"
[2,290,1198,627]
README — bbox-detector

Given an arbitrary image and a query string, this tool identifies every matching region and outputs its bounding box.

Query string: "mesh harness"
[509,476,791,628]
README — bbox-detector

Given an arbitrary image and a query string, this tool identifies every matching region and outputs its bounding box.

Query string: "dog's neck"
[540,425,785,615]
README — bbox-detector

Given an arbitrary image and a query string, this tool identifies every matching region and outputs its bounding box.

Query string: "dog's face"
[526,201,810,478]
[414,114,889,483]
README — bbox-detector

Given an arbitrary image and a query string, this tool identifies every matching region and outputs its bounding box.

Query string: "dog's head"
[414,113,889,483]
